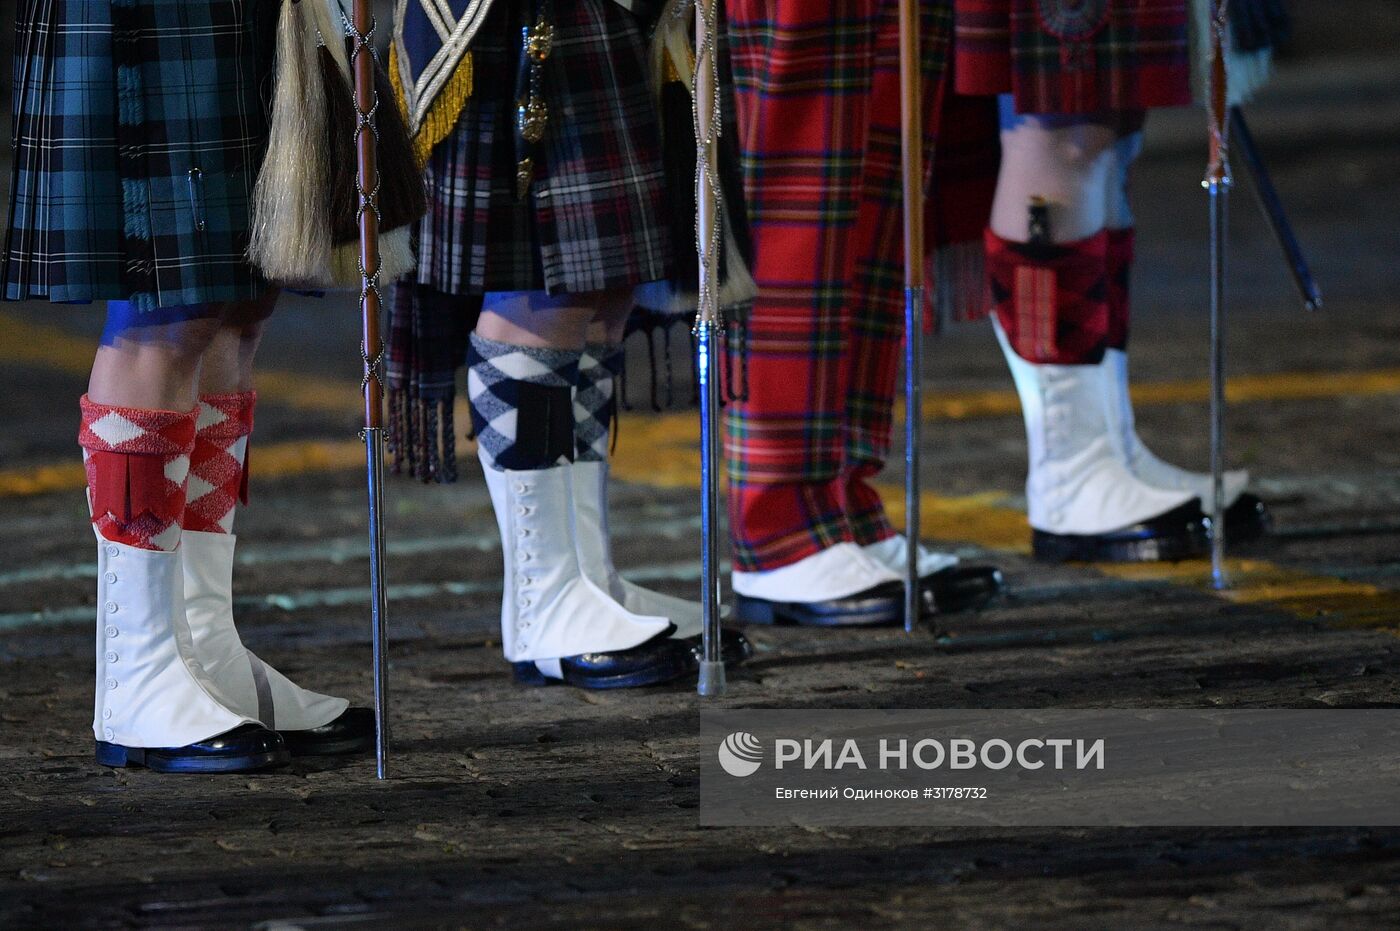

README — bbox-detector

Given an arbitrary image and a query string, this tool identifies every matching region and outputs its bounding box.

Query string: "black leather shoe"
[513,631,697,689]
[734,581,904,627]
[1220,493,1272,543]
[920,565,1006,614]
[281,707,376,756]
[1032,500,1210,563]
[682,627,754,666]
[95,723,290,774]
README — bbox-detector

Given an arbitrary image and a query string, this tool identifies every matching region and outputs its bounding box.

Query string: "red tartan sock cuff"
[985,228,1109,365]
[195,390,256,443]
[194,390,255,512]
[79,397,196,532]
[87,450,185,526]
[1107,227,1135,266]
[1106,227,1134,350]
[78,395,198,455]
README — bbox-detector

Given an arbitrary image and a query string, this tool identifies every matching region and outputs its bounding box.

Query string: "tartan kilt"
[3,0,277,311]
[413,0,671,297]
[953,0,1191,114]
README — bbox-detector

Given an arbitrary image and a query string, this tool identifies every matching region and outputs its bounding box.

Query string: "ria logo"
[718,732,763,777]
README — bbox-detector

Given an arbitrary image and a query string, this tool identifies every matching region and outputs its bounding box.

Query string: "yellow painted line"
[1101,558,1400,631]
[6,310,1398,630]
[917,367,1400,421]
[4,312,101,377]
[612,414,1400,633]
[0,463,88,498]
[875,485,1030,555]
[17,311,1400,427]
[0,439,368,498]
[1,311,359,415]
[243,439,369,477]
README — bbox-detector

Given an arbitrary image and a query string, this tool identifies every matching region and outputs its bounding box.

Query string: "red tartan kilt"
[953,0,1191,114]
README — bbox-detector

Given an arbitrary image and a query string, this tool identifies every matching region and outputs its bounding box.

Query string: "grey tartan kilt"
[414,0,673,297]
[3,0,279,311]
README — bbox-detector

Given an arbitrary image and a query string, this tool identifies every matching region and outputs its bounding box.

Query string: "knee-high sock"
[1106,228,1134,351]
[185,391,255,534]
[466,333,580,471]
[985,228,1110,365]
[575,344,624,462]
[79,396,197,551]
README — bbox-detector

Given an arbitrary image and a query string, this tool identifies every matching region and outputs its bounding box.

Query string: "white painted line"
[0,557,725,631]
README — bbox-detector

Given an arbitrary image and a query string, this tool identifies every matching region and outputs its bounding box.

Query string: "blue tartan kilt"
[3,0,279,312]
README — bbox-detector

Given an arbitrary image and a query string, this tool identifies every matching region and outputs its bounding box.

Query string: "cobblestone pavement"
[4,6,1400,929]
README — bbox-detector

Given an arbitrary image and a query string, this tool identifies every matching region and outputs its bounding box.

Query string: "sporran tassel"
[248,0,334,283]
[249,0,424,288]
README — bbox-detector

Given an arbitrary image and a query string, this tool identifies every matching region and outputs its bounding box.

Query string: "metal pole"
[694,0,725,696]
[898,0,925,632]
[1205,0,1232,591]
[352,0,390,775]
[1229,107,1322,313]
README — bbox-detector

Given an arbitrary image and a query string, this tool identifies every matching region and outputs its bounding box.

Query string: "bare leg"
[197,291,280,396]
[89,313,222,411]
[989,101,1119,244]
[584,289,636,345]
[1106,116,1146,230]
[476,291,601,349]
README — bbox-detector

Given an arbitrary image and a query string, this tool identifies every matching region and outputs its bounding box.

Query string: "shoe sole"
[1032,526,1210,563]
[926,569,1006,615]
[733,593,902,627]
[680,634,754,666]
[1222,494,1273,544]
[95,742,291,774]
[512,655,697,689]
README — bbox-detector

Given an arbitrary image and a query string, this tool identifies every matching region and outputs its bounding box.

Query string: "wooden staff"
[1205,0,1232,590]
[351,0,391,775]
[899,0,925,632]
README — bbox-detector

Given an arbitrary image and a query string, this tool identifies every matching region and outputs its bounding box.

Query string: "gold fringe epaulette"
[391,43,475,169]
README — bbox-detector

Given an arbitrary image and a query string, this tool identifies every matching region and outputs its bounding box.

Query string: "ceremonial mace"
[899,0,925,632]
[694,0,725,696]
[1205,0,1231,590]
[351,0,391,775]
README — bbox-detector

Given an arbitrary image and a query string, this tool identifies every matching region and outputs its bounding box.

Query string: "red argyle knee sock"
[79,396,198,551]
[985,228,1110,365]
[185,391,256,534]
[1106,227,1134,351]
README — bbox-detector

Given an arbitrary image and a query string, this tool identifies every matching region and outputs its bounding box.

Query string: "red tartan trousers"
[726,0,951,572]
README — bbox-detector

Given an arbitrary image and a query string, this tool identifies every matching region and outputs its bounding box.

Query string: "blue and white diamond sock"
[575,343,624,462]
[467,333,580,471]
